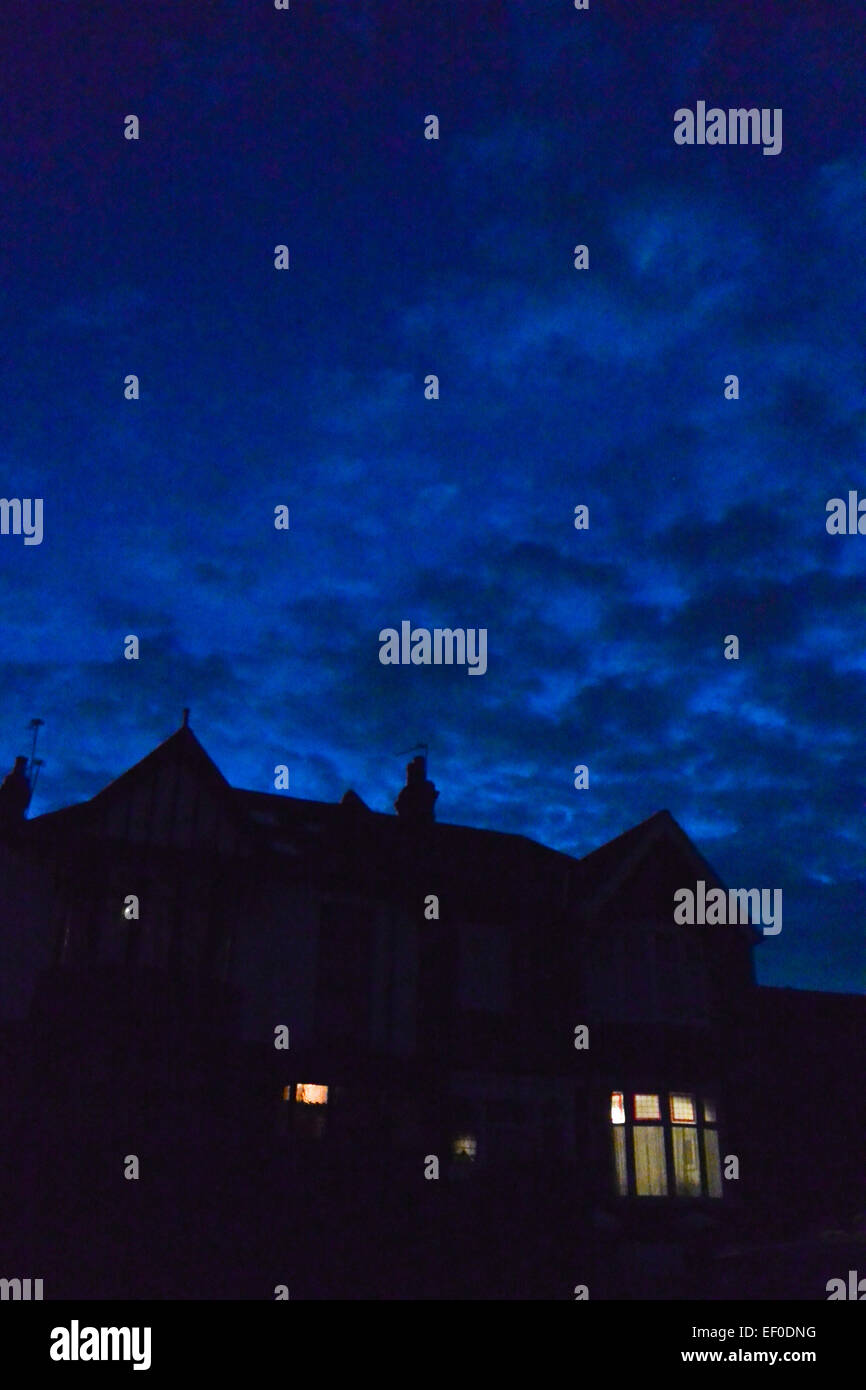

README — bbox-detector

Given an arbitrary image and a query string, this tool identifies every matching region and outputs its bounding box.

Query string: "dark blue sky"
[2,1,865,992]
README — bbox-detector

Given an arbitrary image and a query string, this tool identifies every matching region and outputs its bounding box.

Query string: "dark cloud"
[1,1,864,993]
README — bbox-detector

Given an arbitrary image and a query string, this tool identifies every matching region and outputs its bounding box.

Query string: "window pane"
[672,1126,702,1196]
[612,1125,628,1195]
[296,1083,328,1104]
[633,1126,667,1195]
[703,1098,717,1123]
[610,1091,625,1125]
[703,1128,723,1198]
[670,1092,695,1124]
[634,1093,660,1120]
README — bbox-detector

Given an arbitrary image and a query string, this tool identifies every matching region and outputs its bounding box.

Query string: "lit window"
[452,1134,477,1160]
[672,1125,701,1196]
[610,1092,723,1199]
[634,1093,660,1120]
[296,1083,328,1105]
[703,1127,723,1198]
[634,1126,668,1195]
[612,1126,628,1195]
[282,1085,291,1101]
[670,1093,695,1124]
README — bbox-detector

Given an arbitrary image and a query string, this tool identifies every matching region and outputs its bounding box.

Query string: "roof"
[16,722,737,921]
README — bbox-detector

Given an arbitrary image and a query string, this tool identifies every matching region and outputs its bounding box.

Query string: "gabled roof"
[89,723,233,805]
[24,723,249,843]
[577,808,728,911]
[19,723,755,937]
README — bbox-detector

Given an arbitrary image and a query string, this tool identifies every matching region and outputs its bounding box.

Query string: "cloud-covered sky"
[2,1,865,992]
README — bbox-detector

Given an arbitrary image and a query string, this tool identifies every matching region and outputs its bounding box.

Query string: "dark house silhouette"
[0,718,863,1299]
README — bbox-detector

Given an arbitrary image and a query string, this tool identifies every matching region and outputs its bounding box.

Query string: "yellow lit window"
[612,1125,628,1195]
[703,1098,717,1123]
[610,1091,626,1125]
[633,1126,667,1195]
[452,1134,477,1159]
[634,1093,660,1120]
[670,1093,695,1124]
[296,1083,328,1105]
[672,1125,701,1196]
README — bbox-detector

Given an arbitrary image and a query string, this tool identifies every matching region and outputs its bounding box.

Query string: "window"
[634,1093,661,1120]
[670,1093,695,1123]
[296,1084,328,1105]
[634,1124,668,1195]
[610,1091,723,1199]
[291,1083,329,1139]
[278,1083,329,1137]
[452,1134,477,1160]
[612,1124,628,1196]
[669,1092,700,1196]
[703,1126,723,1198]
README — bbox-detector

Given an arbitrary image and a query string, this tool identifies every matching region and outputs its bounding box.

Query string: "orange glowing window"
[634,1094,660,1121]
[282,1085,291,1101]
[610,1091,626,1125]
[670,1093,695,1124]
[296,1084,328,1105]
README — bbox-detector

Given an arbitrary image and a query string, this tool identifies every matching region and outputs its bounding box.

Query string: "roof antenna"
[26,718,45,804]
[30,758,44,798]
[27,718,44,778]
[397,740,429,769]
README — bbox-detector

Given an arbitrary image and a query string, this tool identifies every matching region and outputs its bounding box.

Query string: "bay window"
[610,1090,722,1198]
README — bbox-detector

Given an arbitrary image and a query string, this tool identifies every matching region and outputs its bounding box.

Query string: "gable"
[581,811,757,944]
[64,727,250,853]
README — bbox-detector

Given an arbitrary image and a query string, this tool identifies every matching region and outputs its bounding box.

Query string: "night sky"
[2,1,864,993]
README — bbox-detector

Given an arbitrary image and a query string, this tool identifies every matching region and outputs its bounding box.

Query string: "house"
[0,717,861,1298]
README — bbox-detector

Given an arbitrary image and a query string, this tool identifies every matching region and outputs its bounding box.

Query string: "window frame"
[610,1089,722,1200]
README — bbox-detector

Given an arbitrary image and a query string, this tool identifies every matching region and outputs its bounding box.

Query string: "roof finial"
[182,708,190,728]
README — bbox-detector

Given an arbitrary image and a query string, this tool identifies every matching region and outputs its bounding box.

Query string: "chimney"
[0,755,32,827]
[395,754,438,826]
